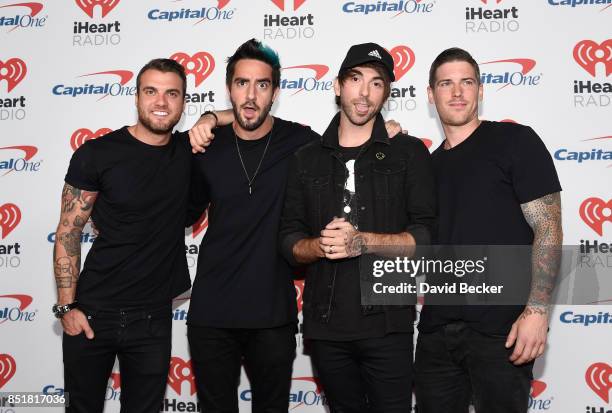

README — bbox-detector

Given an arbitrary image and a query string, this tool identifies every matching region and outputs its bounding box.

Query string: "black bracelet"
[200,110,218,125]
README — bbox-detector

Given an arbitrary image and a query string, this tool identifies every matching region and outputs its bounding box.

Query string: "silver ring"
[329,246,334,254]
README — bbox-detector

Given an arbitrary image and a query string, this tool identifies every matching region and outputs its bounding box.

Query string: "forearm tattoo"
[520,192,563,312]
[345,231,366,257]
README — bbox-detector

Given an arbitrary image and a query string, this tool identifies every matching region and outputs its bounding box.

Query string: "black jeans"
[187,323,296,413]
[63,304,172,413]
[414,321,533,413]
[309,333,414,413]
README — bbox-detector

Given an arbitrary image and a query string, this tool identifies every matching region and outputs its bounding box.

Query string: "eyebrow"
[234,77,272,83]
[437,77,477,84]
[348,69,383,82]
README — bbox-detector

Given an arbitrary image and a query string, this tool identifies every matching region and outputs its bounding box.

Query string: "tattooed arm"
[53,183,98,337]
[506,192,563,364]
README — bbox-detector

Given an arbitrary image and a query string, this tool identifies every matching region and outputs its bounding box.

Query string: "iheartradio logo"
[0,203,21,239]
[419,138,433,149]
[191,210,208,238]
[75,0,120,18]
[389,45,415,81]
[170,52,215,88]
[167,357,196,396]
[0,58,27,93]
[573,39,612,78]
[579,197,612,236]
[109,372,121,390]
[70,128,112,151]
[271,0,307,11]
[586,362,612,403]
[294,279,304,313]
[0,354,16,389]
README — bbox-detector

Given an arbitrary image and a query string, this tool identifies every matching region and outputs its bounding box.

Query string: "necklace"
[234,124,273,195]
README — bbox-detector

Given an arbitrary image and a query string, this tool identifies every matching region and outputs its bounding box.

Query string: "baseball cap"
[338,42,395,82]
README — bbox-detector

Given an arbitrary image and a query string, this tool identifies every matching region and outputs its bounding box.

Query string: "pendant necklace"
[234,123,273,195]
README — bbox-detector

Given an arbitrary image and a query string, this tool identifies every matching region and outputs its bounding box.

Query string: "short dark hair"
[136,58,187,97]
[335,61,392,106]
[429,48,480,89]
[226,38,281,89]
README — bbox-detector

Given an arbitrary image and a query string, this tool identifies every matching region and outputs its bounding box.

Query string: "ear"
[427,85,434,104]
[333,78,340,99]
[478,83,483,102]
[134,91,139,107]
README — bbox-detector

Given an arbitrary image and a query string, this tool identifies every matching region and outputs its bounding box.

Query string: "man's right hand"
[188,113,217,153]
[61,308,94,339]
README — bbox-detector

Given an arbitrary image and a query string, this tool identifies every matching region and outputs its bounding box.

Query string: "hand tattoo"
[345,229,366,257]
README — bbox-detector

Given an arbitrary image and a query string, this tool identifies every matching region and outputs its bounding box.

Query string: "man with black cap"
[279,43,436,412]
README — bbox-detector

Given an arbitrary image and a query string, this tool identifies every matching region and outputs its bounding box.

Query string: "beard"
[137,106,181,135]
[231,97,274,132]
[340,97,382,127]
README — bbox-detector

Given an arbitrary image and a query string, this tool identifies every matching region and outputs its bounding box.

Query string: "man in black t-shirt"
[279,43,436,412]
[53,59,192,413]
[414,48,563,413]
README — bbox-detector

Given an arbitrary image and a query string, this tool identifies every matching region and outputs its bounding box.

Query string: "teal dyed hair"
[226,38,281,89]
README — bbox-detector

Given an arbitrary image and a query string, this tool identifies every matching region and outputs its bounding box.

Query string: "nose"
[155,92,168,106]
[451,83,462,97]
[359,82,370,97]
[246,82,256,101]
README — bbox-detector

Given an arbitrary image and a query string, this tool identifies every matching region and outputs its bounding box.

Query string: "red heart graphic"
[74,0,120,18]
[419,138,433,149]
[579,197,612,236]
[70,128,112,151]
[530,380,547,398]
[573,39,612,77]
[170,52,215,88]
[0,58,27,93]
[0,203,21,240]
[168,357,196,396]
[586,362,612,403]
[389,46,415,81]
[0,354,17,389]
[191,209,209,238]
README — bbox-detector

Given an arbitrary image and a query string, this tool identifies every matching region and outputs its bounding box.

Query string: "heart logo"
[167,357,196,396]
[170,52,215,88]
[294,279,304,313]
[579,197,612,236]
[389,46,415,81]
[0,58,27,93]
[74,0,120,18]
[0,354,16,389]
[70,128,112,151]
[0,203,21,239]
[586,362,612,403]
[573,39,612,78]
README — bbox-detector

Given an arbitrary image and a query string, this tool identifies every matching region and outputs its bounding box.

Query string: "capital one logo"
[0,58,27,93]
[0,354,16,389]
[0,145,38,176]
[191,210,208,238]
[0,2,44,32]
[167,357,196,395]
[170,52,215,88]
[389,45,415,81]
[480,0,503,3]
[579,197,612,236]
[479,58,538,91]
[573,39,612,78]
[271,0,307,11]
[281,65,329,95]
[586,362,612,403]
[70,128,112,151]
[291,376,323,408]
[0,294,33,325]
[0,203,21,239]
[74,0,120,18]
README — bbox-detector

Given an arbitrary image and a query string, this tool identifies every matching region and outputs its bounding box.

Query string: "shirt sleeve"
[64,141,99,191]
[186,154,211,227]
[511,126,562,204]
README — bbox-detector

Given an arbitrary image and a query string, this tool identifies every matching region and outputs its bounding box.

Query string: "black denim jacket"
[279,113,437,324]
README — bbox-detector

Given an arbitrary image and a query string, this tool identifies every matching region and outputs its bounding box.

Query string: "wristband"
[200,111,218,126]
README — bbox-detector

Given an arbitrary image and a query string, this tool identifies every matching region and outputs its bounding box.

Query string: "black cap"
[338,42,395,82]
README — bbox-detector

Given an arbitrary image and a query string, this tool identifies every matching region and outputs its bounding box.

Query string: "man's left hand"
[505,306,549,365]
[384,119,406,138]
[319,217,365,260]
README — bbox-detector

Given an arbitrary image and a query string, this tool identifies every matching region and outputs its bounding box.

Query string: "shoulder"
[274,117,320,145]
[389,133,431,156]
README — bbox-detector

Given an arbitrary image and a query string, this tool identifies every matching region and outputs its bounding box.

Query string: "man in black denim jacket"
[279,43,436,413]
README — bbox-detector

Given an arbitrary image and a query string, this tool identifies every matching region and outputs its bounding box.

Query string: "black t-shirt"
[418,120,562,335]
[188,118,316,328]
[65,126,192,308]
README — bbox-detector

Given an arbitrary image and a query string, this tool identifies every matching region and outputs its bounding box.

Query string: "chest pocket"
[372,160,406,198]
[301,175,333,231]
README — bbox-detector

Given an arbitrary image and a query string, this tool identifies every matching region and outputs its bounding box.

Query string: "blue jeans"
[63,304,172,413]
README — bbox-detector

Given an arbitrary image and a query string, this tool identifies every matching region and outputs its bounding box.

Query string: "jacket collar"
[321,112,391,150]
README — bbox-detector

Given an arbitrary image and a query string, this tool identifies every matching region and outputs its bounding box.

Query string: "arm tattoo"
[58,228,82,257]
[61,184,81,213]
[520,192,563,312]
[345,231,366,257]
[54,256,76,288]
[80,192,96,211]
